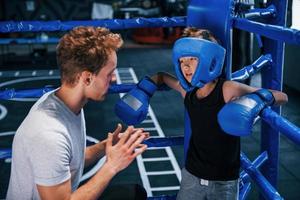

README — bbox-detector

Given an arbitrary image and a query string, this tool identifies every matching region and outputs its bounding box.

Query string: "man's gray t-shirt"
[6,90,86,200]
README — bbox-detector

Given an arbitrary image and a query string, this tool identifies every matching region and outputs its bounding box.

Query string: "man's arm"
[37,164,115,200]
[37,126,148,200]
[223,80,288,105]
[84,140,106,168]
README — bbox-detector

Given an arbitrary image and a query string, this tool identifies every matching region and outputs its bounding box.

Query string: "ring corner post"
[260,0,288,195]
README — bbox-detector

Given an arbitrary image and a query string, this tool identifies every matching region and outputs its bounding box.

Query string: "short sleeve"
[26,130,72,186]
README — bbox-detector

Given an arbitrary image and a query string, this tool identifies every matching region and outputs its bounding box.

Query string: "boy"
[116,27,288,199]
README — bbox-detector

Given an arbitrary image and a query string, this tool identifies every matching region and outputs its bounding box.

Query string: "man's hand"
[105,126,148,174]
[111,123,122,145]
[111,124,149,144]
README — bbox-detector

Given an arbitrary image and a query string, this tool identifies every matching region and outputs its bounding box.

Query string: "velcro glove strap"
[253,89,275,106]
[138,76,158,97]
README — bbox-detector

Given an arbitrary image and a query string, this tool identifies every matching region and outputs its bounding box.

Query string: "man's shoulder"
[31,92,66,121]
[21,94,68,135]
[17,91,76,142]
[29,102,63,125]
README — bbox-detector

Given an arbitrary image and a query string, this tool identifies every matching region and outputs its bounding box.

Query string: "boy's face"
[179,56,199,83]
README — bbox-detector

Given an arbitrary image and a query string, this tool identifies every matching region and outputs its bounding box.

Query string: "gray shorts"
[177,168,239,200]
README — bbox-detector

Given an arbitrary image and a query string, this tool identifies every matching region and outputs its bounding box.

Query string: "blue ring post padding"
[259,0,287,190]
[142,136,184,148]
[240,152,283,200]
[239,152,268,200]
[14,87,54,98]
[0,17,186,33]
[0,87,55,100]
[0,37,60,45]
[240,151,268,184]
[231,54,272,81]
[147,195,176,200]
[243,5,277,19]
[108,83,136,94]
[0,148,12,160]
[0,83,172,100]
[261,108,300,145]
[187,0,234,48]
[233,18,300,45]
[239,182,251,200]
[255,34,264,48]
[187,0,235,80]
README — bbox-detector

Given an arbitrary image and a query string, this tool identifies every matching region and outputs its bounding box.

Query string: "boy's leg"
[208,179,239,200]
[176,168,208,200]
[100,184,147,200]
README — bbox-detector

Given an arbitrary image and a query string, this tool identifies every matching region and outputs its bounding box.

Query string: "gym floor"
[0,42,299,199]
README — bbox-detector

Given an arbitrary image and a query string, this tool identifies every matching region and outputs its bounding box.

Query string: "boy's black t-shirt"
[184,78,240,181]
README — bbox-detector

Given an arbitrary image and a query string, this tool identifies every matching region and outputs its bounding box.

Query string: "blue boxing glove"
[218,89,275,136]
[115,76,157,125]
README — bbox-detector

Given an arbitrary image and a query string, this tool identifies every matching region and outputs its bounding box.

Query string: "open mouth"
[185,73,193,77]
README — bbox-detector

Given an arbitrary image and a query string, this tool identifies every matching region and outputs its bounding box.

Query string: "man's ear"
[81,71,93,86]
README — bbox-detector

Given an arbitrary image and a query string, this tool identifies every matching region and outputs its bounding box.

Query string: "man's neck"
[55,84,87,115]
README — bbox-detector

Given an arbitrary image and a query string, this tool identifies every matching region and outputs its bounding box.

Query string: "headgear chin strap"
[172,37,226,91]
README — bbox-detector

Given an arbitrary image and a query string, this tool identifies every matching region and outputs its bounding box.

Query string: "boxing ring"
[1,0,300,199]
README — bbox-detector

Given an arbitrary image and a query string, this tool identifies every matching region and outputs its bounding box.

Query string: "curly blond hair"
[56,26,123,85]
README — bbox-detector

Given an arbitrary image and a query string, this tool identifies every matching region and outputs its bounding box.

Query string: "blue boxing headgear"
[172,37,226,91]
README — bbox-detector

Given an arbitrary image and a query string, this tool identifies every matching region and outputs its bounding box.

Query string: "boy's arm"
[114,72,185,125]
[223,80,288,106]
[218,84,288,136]
[151,72,186,97]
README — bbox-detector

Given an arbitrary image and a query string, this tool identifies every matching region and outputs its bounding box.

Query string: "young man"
[115,27,288,199]
[6,27,148,200]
